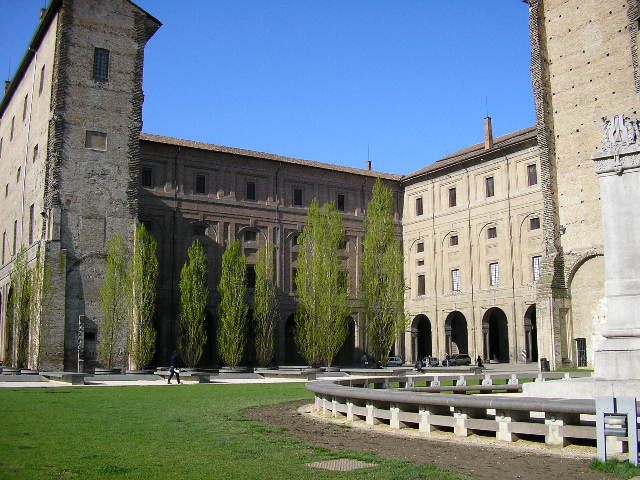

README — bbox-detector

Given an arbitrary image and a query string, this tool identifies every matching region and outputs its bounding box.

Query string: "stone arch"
[411,314,432,360]
[524,304,538,362]
[284,313,304,365]
[565,253,605,367]
[482,307,509,363]
[334,316,356,366]
[444,311,467,355]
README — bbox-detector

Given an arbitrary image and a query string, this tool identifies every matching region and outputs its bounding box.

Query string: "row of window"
[414,164,538,216]
[1,205,36,265]
[415,255,542,295]
[413,217,540,253]
[141,166,349,211]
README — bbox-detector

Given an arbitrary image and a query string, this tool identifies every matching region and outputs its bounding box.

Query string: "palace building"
[0,0,631,371]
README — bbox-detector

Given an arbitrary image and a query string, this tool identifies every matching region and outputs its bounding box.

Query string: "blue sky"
[1,1,535,175]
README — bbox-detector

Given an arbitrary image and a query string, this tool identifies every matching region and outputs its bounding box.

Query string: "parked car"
[442,354,472,366]
[421,356,440,367]
[386,356,404,367]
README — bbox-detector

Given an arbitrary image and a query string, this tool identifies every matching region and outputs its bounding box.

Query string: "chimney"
[367,160,372,171]
[484,116,494,150]
[40,8,46,20]
[4,80,10,94]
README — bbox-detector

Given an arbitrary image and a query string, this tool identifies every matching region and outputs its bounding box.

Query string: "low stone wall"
[306,372,620,448]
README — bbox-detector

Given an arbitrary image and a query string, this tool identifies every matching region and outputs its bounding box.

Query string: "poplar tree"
[218,240,248,368]
[295,200,350,367]
[179,240,209,368]
[129,224,159,370]
[362,178,406,364]
[99,235,129,370]
[254,241,278,366]
[9,248,31,368]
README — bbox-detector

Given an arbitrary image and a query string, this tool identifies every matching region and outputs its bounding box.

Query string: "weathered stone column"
[592,114,640,381]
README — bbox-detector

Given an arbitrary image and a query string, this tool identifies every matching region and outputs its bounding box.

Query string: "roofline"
[140,132,403,181]
[0,0,161,119]
[0,0,62,118]
[402,126,537,183]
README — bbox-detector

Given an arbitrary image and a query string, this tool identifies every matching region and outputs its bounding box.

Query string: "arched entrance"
[334,316,355,366]
[444,311,467,355]
[524,305,538,362]
[411,314,432,361]
[201,310,218,367]
[482,307,509,363]
[284,313,305,365]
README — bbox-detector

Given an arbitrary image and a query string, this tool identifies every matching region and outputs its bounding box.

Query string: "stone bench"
[154,370,210,383]
[41,372,88,385]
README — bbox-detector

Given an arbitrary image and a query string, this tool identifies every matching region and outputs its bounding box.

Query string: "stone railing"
[306,372,623,448]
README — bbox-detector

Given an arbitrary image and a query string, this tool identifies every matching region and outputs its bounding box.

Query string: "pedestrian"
[415,358,424,373]
[168,350,181,384]
[476,355,484,369]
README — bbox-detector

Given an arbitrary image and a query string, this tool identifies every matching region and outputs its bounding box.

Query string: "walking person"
[168,350,181,384]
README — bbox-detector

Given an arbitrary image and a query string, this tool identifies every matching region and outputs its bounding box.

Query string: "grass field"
[0,383,469,480]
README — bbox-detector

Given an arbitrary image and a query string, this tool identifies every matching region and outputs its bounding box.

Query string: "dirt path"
[245,400,613,480]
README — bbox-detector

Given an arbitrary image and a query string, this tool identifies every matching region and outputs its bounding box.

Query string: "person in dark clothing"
[476,356,484,369]
[168,350,181,384]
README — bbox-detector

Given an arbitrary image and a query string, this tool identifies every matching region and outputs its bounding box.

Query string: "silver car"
[386,356,404,367]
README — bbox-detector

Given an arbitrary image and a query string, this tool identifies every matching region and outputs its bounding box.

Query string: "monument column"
[592,114,640,380]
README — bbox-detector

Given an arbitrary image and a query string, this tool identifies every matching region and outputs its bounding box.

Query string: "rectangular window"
[527,164,538,186]
[0,137,3,159]
[293,187,303,206]
[195,174,206,194]
[28,204,34,244]
[415,196,423,216]
[246,181,256,200]
[417,242,424,253]
[487,226,497,239]
[246,265,256,289]
[417,259,424,266]
[530,217,540,230]
[10,116,15,140]
[485,176,494,197]
[13,220,17,255]
[1,232,5,264]
[448,187,457,207]
[490,262,500,286]
[337,193,345,212]
[22,94,28,121]
[244,230,257,242]
[450,235,458,246]
[32,144,38,163]
[451,269,461,292]
[16,167,21,183]
[417,274,426,296]
[5,184,8,197]
[85,130,107,150]
[141,167,153,188]
[39,65,46,95]
[93,48,110,81]
[532,255,542,282]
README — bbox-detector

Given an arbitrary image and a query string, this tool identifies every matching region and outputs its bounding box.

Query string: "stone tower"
[528,0,640,368]
[0,0,160,370]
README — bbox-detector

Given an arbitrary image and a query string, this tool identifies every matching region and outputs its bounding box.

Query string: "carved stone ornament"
[593,114,640,175]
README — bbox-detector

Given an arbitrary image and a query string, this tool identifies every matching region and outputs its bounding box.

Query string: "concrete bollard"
[481,374,493,386]
[346,401,354,422]
[544,412,579,447]
[495,410,529,442]
[508,374,518,385]
[390,404,406,429]
[456,375,466,386]
[366,403,381,426]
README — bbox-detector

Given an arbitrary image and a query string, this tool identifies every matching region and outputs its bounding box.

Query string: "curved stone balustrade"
[306,372,629,448]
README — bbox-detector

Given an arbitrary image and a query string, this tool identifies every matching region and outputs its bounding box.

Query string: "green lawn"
[0,383,469,480]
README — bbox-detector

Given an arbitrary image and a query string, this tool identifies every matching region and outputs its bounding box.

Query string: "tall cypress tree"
[129,224,159,370]
[254,241,278,366]
[362,178,406,364]
[179,240,208,367]
[295,200,350,367]
[218,240,248,368]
